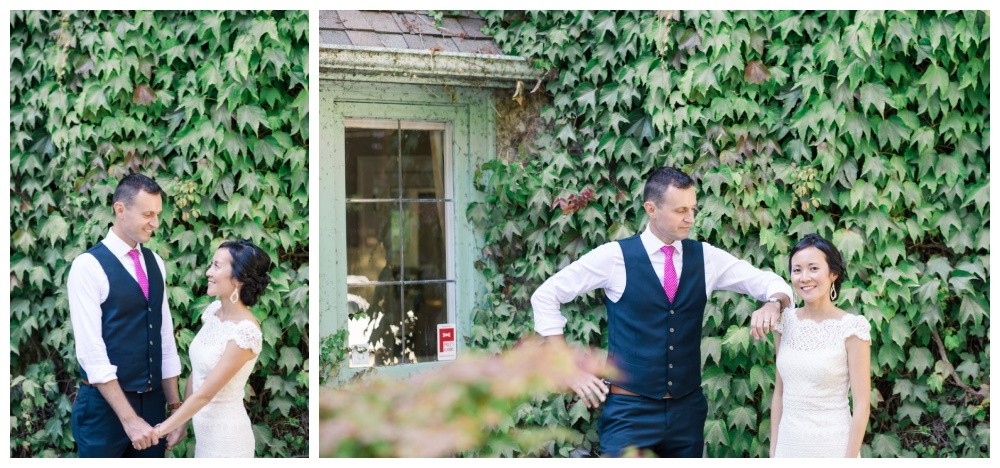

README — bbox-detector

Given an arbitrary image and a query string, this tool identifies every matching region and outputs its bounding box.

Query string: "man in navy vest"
[67,173,186,457]
[532,166,792,457]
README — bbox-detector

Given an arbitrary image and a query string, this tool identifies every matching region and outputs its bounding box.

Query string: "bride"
[152,239,271,457]
[770,233,871,457]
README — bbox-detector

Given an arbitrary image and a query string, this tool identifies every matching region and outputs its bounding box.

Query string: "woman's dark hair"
[789,233,846,296]
[220,239,272,306]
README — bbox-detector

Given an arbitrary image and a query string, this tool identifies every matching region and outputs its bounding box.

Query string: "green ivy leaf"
[859,83,892,115]
[278,346,302,373]
[39,214,70,244]
[905,347,934,374]
[870,432,902,457]
[236,104,269,135]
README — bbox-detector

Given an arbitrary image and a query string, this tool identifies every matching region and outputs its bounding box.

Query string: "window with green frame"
[320,81,493,378]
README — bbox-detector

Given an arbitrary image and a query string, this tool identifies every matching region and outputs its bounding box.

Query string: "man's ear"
[643,200,656,216]
[113,201,125,217]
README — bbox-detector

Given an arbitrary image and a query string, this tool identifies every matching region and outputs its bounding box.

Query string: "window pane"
[346,202,400,282]
[403,282,449,363]
[347,284,403,366]
[345,127,399,199]
[400,129,445,199]
[400,201,446,281]
[347,283,449,366]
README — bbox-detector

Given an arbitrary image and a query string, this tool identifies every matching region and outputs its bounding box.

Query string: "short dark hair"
[112,173,163,206]
[220,240,273,307]
[643,167,695,205]
[789,233,847,297]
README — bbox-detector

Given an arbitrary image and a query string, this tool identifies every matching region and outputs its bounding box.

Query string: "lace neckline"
[208,302,259,328]
[792,308,851,325]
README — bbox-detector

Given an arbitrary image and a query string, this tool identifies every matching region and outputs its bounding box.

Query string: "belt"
[81,380,153,393]
[609,384,672,399]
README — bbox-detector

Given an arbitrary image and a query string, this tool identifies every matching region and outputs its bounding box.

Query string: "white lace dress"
[773,309,871,457]
[188,301,262,457]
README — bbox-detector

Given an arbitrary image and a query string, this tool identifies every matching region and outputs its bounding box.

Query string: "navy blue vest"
[82,243,164,392]
[606,236,707,398]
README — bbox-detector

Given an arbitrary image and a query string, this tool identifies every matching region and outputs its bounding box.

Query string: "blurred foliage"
[318,338,610,457]
[467,10,989,457]
[9,10,309,457]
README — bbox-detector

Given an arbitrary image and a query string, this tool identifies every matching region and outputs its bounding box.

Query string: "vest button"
[669,328,674,332]
[149,324,153,329]
[669,346,674,350]
[670,310,675,315]
[668,381,673,386]
[669,364,673,368]
[149,340,153,345]
[148,308,151,312]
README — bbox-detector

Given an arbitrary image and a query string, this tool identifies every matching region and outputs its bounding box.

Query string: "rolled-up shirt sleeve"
[703,242,793,303]
[531,242,620,336]
[155,254,182,380]
[67,254,118,384]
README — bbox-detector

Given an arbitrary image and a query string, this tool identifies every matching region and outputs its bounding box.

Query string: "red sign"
[437,324,456,360]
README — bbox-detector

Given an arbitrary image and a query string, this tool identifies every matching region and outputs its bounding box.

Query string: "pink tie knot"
[128,249,150,300]
[661,245,678,302]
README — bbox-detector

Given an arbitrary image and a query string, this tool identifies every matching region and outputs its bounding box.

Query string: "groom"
[532,166,792,457]
[67,173,186,457]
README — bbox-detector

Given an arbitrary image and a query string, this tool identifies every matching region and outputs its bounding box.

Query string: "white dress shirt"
[67,228,182,384]
[531,226,794,336]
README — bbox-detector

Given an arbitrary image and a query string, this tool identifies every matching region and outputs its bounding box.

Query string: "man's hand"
[125,417,158,451]
[568,371,609,408]
[750,300,783,340]
[165,425,187,451]
[542,333,610,408]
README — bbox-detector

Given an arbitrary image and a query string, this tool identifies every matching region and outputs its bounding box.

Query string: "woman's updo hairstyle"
[788,233,847,296]
[220,239,272,306]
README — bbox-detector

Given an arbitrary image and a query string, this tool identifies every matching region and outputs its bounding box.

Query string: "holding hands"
[126,417,158,451]
[130,419,187,451]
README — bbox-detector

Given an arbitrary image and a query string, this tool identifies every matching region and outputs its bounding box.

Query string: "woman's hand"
[166,425,188,450]
[750,300,782,340]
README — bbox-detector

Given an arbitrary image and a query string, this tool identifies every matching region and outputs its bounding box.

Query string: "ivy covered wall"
[9,10,309,457]
[469,10,989,457]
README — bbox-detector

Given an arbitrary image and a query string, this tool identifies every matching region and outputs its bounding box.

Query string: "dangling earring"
[230,287,240,303]
[830,284,838,301]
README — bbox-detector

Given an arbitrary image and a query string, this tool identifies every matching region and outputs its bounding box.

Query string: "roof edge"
[319,44,541,88]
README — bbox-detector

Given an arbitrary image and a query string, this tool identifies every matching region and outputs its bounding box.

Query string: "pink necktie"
[661,245,677,302]
[128,249,150,300]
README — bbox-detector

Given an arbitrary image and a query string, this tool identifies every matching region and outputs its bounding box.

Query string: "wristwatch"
[167,401,182,411]
[766,297,782,308]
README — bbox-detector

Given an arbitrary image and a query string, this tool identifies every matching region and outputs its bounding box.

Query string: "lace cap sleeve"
[844,314,872,342]
[233,321,263,354]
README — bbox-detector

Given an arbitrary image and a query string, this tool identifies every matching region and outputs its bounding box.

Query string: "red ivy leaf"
[132,84,157,105]
[744,60,771,84]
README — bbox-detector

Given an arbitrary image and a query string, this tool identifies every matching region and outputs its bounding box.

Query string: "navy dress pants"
[71,384,167,457]
[598,389,708,457]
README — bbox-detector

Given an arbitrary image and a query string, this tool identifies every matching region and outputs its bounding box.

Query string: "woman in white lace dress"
[770,234,871,457]
[153,240,271,457]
